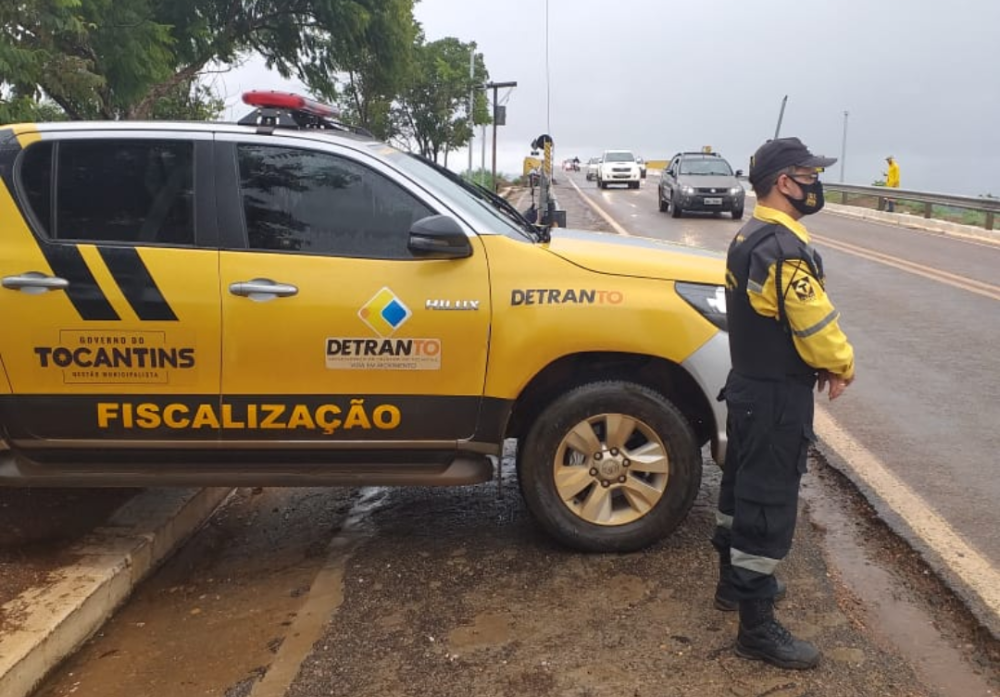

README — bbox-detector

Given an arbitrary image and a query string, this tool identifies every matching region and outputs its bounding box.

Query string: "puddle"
[802,468,996,696]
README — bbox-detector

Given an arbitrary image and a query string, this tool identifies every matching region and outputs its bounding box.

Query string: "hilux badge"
[425,299,480,311]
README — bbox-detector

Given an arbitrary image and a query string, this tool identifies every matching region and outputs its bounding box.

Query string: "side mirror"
[735,169,744,177]
[408,215,473,259]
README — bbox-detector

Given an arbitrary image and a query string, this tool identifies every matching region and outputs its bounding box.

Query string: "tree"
[303,0,417,141]
[394,36,490,164]
[0,0,105,122]
[1,0,419,122]
[149,78,225,121]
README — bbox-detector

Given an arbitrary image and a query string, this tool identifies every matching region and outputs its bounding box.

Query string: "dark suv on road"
[658,152,745,220]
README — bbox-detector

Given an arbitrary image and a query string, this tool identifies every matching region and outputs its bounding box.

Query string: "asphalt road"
[567,169,1000,626]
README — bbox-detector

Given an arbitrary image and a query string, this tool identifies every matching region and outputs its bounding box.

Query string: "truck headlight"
[675,282,727,331]
[681,185,695,195]
[729,186,743,195]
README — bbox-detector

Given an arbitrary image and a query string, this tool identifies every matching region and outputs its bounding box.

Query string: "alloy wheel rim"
[553,413,670,526]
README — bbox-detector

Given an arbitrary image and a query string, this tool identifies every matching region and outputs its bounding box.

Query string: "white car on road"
[597,150,641,189]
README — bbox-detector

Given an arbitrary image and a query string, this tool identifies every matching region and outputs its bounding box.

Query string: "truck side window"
[19,142,53,234]
[19,139,196,246]
[237,145,435,260]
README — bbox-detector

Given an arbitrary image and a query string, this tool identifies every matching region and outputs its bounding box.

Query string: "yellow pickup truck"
[0,92,730,552]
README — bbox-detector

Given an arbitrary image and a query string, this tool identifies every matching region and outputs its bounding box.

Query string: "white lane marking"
[569,177,631,237]
[815,406,1000,620]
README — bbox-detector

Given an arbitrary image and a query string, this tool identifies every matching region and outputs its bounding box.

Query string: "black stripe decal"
[2,138,118,321]
[98,247,178,321]
[44,245,121,321]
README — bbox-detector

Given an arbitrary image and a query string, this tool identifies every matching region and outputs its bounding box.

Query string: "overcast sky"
[221,0,1000,196]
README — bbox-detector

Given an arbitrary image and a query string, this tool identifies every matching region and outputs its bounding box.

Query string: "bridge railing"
[822,183,999,231]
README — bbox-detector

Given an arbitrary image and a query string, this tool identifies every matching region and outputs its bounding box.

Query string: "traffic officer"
[884,155,901,211]
[711,137,856,670]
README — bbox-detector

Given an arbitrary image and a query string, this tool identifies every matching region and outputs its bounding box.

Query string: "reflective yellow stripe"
[732,548,781,575]
[792,309,839,338]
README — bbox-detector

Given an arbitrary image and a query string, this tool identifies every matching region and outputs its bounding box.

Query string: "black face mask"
[784,179,825,215]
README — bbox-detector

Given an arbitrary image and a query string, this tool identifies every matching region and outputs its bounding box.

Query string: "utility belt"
[719,370,817,402]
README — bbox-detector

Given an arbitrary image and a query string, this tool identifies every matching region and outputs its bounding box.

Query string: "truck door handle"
[2,272,70,294]
[228,278,299,301]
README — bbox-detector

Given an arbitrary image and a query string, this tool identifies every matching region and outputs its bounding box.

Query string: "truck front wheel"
[518,381,701,553]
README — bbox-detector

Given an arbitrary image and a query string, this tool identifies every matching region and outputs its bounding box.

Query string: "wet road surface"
[34,457,997,697]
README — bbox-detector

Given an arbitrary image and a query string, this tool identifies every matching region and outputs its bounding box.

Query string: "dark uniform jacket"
[725,205,854,381]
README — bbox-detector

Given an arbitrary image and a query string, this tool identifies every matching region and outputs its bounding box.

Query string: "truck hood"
[544,228,725,284]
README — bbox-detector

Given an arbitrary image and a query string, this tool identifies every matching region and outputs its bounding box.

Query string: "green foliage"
[149,79,224,121]
[1,0,429,123]
[0,0,105,120]
[463,168,512,192]
[394,36,491,162]
[304,0,417,140]
[960,209,986,226]
[0,95,67,124]
[2,0,494,170]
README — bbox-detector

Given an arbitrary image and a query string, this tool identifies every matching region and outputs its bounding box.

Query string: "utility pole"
[467,46,475,177]
[486,81,517,190]
[480,122,487,187]
[774,95,788,139]
[840,110,849,183]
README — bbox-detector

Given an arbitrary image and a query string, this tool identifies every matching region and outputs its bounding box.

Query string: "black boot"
[735,597,820,670]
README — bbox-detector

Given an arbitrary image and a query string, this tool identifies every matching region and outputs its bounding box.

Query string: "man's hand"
[817,370,853,401]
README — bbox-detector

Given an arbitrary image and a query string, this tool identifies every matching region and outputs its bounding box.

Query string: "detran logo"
[358,288,412,337]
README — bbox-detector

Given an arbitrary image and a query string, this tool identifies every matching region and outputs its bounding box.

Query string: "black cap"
[748,137,837,185]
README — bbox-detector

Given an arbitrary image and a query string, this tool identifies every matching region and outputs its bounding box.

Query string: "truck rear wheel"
[518,381,701,553]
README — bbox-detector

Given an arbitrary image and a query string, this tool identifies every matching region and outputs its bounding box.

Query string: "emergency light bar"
[242,90,341,119]
[237,89,373,137]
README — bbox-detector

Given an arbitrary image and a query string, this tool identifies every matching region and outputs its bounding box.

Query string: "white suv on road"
[597,150,641,190]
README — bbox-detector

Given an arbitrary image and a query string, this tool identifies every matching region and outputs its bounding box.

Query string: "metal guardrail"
[823,183,1000,231]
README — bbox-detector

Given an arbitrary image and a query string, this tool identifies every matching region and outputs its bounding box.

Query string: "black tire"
[671,193,682,218]
[658,195,668,212]
[630,181,639,190]
[518,381,701,553]
[732,206,745,220]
